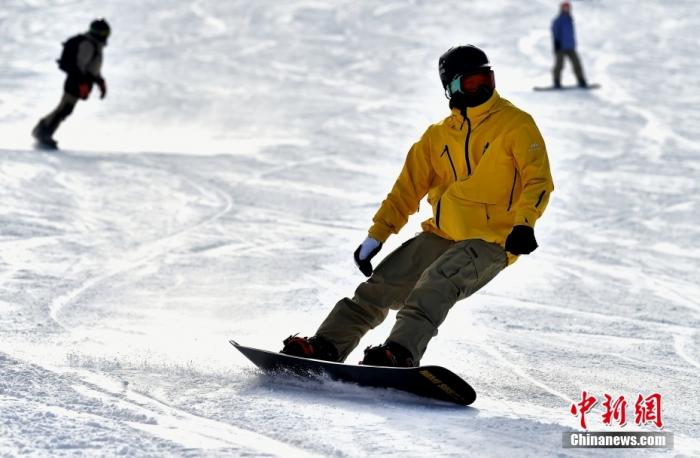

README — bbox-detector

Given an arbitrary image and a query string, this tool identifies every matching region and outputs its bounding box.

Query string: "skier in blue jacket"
[551,1,587,88]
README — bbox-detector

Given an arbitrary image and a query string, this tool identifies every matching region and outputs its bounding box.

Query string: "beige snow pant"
[316,232,508,364]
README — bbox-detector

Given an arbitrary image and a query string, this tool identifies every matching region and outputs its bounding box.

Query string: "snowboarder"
[551,1,587,88]
[32,18,110,149]
[281,45,554,367]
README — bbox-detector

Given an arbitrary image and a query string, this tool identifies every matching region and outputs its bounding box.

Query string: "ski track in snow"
[48,155,236,329]
[1,0,700,456]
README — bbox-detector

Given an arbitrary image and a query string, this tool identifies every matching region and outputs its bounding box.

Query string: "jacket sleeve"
[551,16,561,42]
[510,117,554,228]
[368,128,435,242]
[75,40,93,75]
[76,40,102,81]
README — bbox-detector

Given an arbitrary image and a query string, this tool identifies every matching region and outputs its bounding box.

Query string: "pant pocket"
[435,249,479,299]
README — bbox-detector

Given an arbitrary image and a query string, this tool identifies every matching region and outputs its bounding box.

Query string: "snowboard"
[230,340,476,406]
[533,83,600,91]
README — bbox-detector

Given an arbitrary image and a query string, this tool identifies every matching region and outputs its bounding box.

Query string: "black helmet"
[439,45,495,108]
[438,45,491,89]
[89,18,111,44]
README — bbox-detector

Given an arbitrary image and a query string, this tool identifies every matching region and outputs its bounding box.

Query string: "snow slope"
[1,0,699,456]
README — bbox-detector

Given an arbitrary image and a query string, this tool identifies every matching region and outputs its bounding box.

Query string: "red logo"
[570,391,597,429]
[570,392,664,430]
[602,394,627,427]
[635,393,664,429]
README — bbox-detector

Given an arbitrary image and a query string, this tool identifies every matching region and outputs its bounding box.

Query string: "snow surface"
[1,0,699,456]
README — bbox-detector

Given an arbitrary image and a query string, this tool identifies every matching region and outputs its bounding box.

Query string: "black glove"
[353,237,382,277]
[505,225,538,255]
[554,39,561,52]
[96,77,107,99]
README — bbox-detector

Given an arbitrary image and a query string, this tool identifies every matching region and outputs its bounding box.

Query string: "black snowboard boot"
[32,120,58,149]
[281,334,339,362]
[361,341,416,367]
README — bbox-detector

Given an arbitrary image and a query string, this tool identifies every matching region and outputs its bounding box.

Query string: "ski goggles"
[445,71,494,99]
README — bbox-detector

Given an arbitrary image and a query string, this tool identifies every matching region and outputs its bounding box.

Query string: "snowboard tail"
[230,340,476,406]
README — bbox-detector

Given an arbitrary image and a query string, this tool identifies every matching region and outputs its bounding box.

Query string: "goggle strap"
[447,76,463,98]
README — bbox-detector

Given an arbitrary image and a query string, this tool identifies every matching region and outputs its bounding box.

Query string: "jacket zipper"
[435,198,442,228]
[441,145,458,181]
[507,170,517,211]
[535,190,546,208]
[464,110,472,176]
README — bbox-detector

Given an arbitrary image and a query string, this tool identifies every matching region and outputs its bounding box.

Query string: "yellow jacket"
[368,91,554,264]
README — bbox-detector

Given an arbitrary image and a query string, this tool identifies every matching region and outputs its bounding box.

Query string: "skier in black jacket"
[32,18,110,149]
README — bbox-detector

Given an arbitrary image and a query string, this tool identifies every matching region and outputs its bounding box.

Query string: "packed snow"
[1,0,699,456]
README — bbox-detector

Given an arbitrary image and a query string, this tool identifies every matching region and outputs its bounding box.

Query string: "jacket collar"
[450,90,502,128]
[85,33,106,50]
